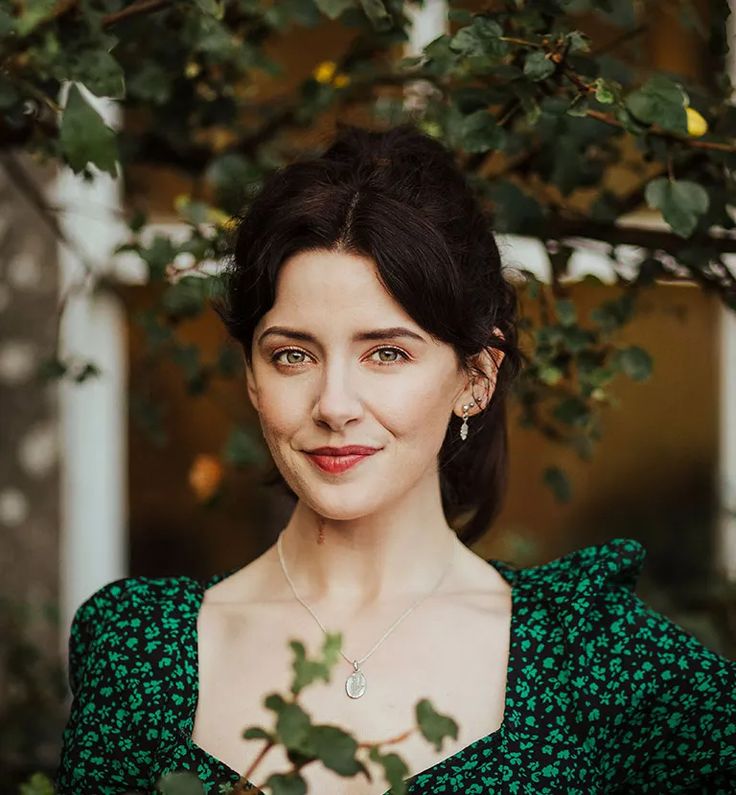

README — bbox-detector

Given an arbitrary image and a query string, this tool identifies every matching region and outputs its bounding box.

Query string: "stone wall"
[0,152,65,781]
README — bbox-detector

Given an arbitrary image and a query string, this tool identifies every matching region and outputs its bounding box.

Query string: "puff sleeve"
[558,538,736,793]
[54,577,174,795]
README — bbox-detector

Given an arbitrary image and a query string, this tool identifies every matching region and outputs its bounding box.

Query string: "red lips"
[305,445,380,456]
[304,447,380,474]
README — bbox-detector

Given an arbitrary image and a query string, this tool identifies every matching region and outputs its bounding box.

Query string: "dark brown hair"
[213,122,525,546]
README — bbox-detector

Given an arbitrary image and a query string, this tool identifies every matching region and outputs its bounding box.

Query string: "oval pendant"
[346,664,367,699]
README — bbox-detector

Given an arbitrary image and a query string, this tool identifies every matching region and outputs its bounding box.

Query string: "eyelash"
[270,346,411,368]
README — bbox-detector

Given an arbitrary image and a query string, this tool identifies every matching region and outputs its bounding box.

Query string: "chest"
[191,592,512,795]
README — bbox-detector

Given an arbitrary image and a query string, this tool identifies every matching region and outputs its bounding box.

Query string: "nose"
[311,367,364,430]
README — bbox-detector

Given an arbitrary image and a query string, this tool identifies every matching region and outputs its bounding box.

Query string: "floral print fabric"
[55,537,736,794]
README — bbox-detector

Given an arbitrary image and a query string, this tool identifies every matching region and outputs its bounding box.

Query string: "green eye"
[270,346,410,367]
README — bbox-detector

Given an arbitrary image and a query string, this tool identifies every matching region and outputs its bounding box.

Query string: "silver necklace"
[276,529,456,699]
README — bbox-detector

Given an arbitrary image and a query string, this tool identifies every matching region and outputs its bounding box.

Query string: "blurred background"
[1,0,735,789]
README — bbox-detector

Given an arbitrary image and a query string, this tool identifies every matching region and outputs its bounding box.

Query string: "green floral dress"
[55,537,736,794]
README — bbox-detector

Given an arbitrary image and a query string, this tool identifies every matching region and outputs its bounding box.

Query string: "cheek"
[256,394,303,443]
[377,383,454,453]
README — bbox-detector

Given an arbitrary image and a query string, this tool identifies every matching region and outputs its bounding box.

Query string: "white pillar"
[716,297,736,579]
[717,3,736,579]
[404,0,448,111]
[52,83,128,656]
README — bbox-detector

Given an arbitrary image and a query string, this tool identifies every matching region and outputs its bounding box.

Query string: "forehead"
[264,249,409,324]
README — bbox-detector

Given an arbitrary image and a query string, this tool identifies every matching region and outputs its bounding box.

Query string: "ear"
[455,328,505,417]
[243,350,261,412]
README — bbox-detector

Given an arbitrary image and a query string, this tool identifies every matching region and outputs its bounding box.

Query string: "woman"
[56,123,735,794]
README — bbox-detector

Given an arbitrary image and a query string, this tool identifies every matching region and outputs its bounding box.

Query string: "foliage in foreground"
[3,0,736,503]
[19,631,459,795]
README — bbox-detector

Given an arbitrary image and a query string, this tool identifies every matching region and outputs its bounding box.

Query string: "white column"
[404,0,448,111]
[717,3,736,579]
[52,84,128,656]
[716,297,736,579]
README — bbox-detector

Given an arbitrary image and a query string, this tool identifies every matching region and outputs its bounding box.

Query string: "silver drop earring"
[460,400,474,441]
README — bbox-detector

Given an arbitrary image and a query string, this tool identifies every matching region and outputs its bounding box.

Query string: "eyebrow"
[257,325,427,346]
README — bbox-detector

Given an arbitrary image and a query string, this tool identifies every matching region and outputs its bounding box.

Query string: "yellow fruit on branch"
[685,106,708,137]
[312,60,349,88]
[313,61,337,84]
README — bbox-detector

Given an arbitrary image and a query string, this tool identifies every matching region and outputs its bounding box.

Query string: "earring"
[460,400,475,441]
[317,524,325,545]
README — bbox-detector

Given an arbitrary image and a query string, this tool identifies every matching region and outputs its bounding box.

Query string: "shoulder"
[70,573,202,635]
[512,535,645,617]
[516,535,646,593]
[514,537,735,713]
[512,536,716,658]
[67,574,202,692]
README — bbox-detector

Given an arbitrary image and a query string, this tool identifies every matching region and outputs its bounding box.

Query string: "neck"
[273,494,459,611]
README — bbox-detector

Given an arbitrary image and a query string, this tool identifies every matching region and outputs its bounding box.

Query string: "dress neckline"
[182,556,522,794]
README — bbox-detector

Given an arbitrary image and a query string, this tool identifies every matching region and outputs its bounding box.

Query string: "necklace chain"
[276,529,456,697]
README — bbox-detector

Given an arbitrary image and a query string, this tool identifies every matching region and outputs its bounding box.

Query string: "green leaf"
[644,177,710,238]
[566,93,589,117]
[0,75,19,110]
[0,9,15,36]
[265,693,288,713]
[221,425,265,467]
[19,773,55,795]
[554,298,577,326]
[314,0,356,20]
[552,396,590,427]
[15,0,56,35]
[310,725,363,775]
[616,345,653,381]
[127,61,171,104]
[130,392,168,447]
[448,17,507,59]
[448,8,473,23]
[539,365,564,385]
[156,771,206,795]
[486,180,544,234]
[37,356,68,382]
[625,75,688,134]
[289,637,337,695]
[512,80,541,125]
[415,699,459,750]
[262,771,307,795]
[59,85,118,176]
[73,362,102,383]
[564,30,591,54]
[459,110,506,153]
[276,702,313,752]
[139,235,179,280]
[68,50,125,99]
[369,748,409,794]
[589,292,636,333]
[194,0,225,19]
[600,0,636,27]
[359,0,393,30]
[320,631,343,669]
[523,50,555,81]
[161,276,210,319]
[543,466,572,502]
[242,726,273,741]
[592,77,622,105]
[216,344,242,377]
[171,342,210,394]
[421,34,458,75]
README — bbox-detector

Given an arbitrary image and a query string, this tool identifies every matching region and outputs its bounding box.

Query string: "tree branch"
[102,0,174,28]
[541,212,736,255]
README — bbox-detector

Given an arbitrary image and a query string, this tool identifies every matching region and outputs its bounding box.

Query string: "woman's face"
[245,248,483,518]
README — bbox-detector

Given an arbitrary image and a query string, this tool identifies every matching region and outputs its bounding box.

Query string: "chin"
[302,489,388,521]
